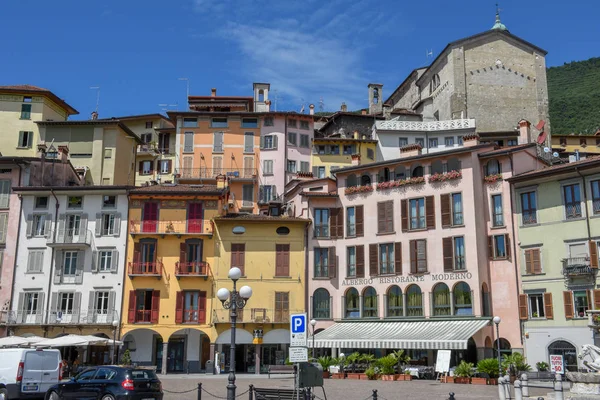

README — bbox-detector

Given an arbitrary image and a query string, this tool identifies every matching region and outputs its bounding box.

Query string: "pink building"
[288,133,546,366]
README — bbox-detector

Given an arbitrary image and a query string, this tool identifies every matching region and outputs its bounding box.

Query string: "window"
[67,196,82,209]
[17,131,33,148]
[300,161,310,173]
[563,183,582,219]
[159,160,171,174]
[453,282,473,315]
[409,240,427,273]
[288,119,297,128]
[452,193,463,226]
[521,191,537,225]
[274,292,289,322]
[300,134,310,148]
[444,137,454,147]
[66,214,82,237]
[346,207,356,237]
[101,213,116,235]
[288,132,297,146]
[411,165,424,177]
[432,283,451,316]
[485,159,501,176]
[58,292,75,316]
[143,121,152,129]
[263,117,274,126]
[211,118,228,128]
[32,214,48,237]
[275,244,290,276]
[97,249,113,272]
[23,96,32,103]
[241,118,258,128]
[263,160,273,175]
[377,201,394,234]
[329,145,339,155]
[32,197,48,211]
[263,135,278,150]
[367,148,374,160]
[361,174,371,186]
[62,251,78,278]
[244,132,254,153]
[572,290,589,318]
[134,289,155,323]
[140,133,152,144]
[20,103,32,119]
[0,213,6,244]
[213,131,224,152]
[398,137,408,147]
[428,138,439,148]
[524,248,542,275]
[507,139,518,146]
[316,166,325,179]
[183,291,205,323]
[26,249,44,273]
[548,341,577,371]
[314,248,329,278]
[158,133,170,153]
[314,209,329,237]
[490,234,510,259]
[287,160,297,173]
[581,138,587,147]
[458,136,463,146]
[345,288,359,318]
[592,181,600,214]
[387,286,403,317]
[379,243,394,275]
[415,138,425,148]
[409,198,426,230]
[529,294,545,318]
[230,243,245,275]
[95,291,110,315]
[0,181,9,209]
[141,161,152,175]
[362,287,378,318]
[454,237,466,270]
[559,137,567,146]
[492,194,504,226]
[24,292,39,315]
[343,144,355,155]
[300,120,310,130]
[347,246,356,277]
[242,184,253,207]
[313,289,330,319]
[406,285,423,316]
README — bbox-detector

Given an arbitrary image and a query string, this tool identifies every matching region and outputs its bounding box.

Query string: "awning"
[313,319,490,350]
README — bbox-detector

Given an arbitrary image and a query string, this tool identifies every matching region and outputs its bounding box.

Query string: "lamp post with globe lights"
[217,267,252,400]
[493,316,502,373]
[310,319,317,359]
[111,320,119,364]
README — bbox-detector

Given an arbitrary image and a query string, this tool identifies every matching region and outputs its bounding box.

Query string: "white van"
[0,348,62,399]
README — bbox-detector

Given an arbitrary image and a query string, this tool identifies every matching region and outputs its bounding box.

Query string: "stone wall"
[320,115,377,139]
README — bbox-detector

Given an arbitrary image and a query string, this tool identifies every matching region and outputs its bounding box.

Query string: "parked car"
[44,366,163,400]
[0,348,62,400]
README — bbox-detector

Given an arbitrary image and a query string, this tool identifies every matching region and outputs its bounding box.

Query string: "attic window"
[232,226,246,235]
[23,96,32,103]
[276,227,290,235]
[309,187,323,192]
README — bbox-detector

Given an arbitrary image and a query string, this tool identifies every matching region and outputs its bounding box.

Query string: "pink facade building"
[289,132,546,366]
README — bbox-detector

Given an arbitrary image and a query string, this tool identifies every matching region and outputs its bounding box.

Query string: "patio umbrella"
[0,335,44,347]
[35,334,92,347]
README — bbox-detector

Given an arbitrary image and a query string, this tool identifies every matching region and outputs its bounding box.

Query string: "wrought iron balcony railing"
[174,168,257,180]
[128,261,163,278]
[175,261,211,279]
[562,257,594,277]
[47,229,93,247]
[212,308,304,324]
[4,309,119,325]
[129,220,212,236]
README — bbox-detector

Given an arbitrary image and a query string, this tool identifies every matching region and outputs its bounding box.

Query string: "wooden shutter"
[199,292,207,323]
[532,249,541,274]
[394,242,402,275]
[356,205,364,237]
[487,236,493,259]
[175,291,184,323]
[385,201,393,232]
[260,136,265,149]
[426,196,435,229]
[328,247,337,278]
[544,292,554,319]
[273,135,278,149]
[505,234,511,260]
[127,291,136,323]
[91,250,98,272]
[73,293,81,322]
[151,290,160,323]
[26,214,33,238]
[111,250,118,273]
[356,245,365,277]
[409,240,417,274]
[167,160,172,173]
[330,208,339,239]
[283,244,290,276]
[336,208,344,238]
[588,289,593,311]
[238,244,246,275]
[443,237,454,272]
[49,293,58,323]
[525,249,533,274]
[138,162,144,175]
[594,289,600,310]
[518,294,528,320]
[75,251,84,284]
[590,241,599,269]
[401,199,408,232]
[441,194,451,228]
[180,242,186,269]
[563,291,574,319]
[95,213,102,237]
[45,214,52,238]
[369,244,378,276]
[377,203,385,233]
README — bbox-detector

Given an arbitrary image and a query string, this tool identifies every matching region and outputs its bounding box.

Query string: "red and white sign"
[550,354,564,374]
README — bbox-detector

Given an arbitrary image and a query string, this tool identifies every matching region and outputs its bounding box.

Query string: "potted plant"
[318,356,333,378]
[377,355,398,381]
[403,369,413,381]
[345,352,362,379]
[442,374,455,383]
[330,357,345,379]
[359,354,376,380]
[501,353,531,383]
[120,349,132,366]
[536,361,549,372]
[476,358,500,385]
[365,366,379,380]
[453,360,474,384]
[392,349,410,379]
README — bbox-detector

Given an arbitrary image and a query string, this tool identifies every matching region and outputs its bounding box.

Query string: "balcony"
[376,118,476,132]
[5,309,119,325]
[134,310,152,323]
[129,220,213,237]
[137,143,159,155]
[175,261,211,280]
[47,229,92,248]
[180,309,207,324]
[212,308,304,324]
[128,261,163,278]
[562,257,595,277]
[174,168,257,181]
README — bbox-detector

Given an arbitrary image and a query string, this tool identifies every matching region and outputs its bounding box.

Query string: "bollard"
[521,373,529,398]
[249,385,254,400]
[554,373,564,400]
[448,392,455,400]
[197,383,202,400]
[504,375,511,400]
[514,379,523,400]
[498,377,506,400]
[372,389,378,400]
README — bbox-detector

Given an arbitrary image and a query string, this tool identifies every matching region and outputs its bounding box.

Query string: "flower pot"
[471,377,487,385]
[454,377,471,384]
[403,374,412,381]
[347,373,361,380]
[443,376,454,383]
[323,371,330,379]
[381,374,396,381]
[359,373,369,380]
[331,373,345,379]
[487,378,498,385]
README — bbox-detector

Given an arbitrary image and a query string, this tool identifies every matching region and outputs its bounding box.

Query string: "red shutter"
[518,294,528,320]
[138,162,144,175]
[199,292,207,323]
[355,205,364,237]
[443,237,454,272]
[127,290,136,323]
[275,245,282,276]
[175,291,184,323]
[239,244,245,275]
[377,203,385,234]
[369,244,378,276]
[328,247,337,278]
[336,208,344,238]
[401,200,408,232]
[394,242,402,275]
[544,293,554,320]
[440,194,451,228]
[356,245,365,277]
[590,241,599,269]
[151,290,160,323]
[231,244,238,269]
[563,291,574,319]
[167,160,172,173]
[426,196,435,229]
[409,240,417,274]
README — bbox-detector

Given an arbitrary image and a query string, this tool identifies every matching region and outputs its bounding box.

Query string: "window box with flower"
[484,174,503,184]
[429,170,462,183]
[345,185,374,195]
[376,176,425,191]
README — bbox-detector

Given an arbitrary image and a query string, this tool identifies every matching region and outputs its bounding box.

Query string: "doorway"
[167,338,185,373]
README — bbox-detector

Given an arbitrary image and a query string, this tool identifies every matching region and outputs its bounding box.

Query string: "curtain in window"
[454,282,473,315]
[433,284,451,316]
[406,286,423,316]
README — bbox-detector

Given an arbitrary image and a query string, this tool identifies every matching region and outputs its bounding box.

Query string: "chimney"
[351,154,361,166]
[91,111,98,120]
[37,143,47,158]
[211,88,217,97]
[216,175,227,189]
[361,109,367,115]
[400,143,422,158]
[265,99,271,112]
[462,133,480,147]
[518,119,532,144]
[309,104,315,115]
[353,130,359,140]
[383,103,392,119]
[57,145,70,163]
[341,102,348,112]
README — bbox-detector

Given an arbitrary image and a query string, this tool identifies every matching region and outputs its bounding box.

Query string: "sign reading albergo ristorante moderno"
[341,272,473,286]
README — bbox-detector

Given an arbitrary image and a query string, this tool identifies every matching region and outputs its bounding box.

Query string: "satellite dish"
[543,147,550,153]
[553,152,559,158]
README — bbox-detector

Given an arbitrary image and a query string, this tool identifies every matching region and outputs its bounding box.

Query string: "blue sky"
[1,0,598,119]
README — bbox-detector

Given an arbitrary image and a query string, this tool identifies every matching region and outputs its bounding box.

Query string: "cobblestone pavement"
[159,374,556,399]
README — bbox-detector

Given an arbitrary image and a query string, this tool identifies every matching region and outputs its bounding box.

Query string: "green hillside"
[548,57,600,134]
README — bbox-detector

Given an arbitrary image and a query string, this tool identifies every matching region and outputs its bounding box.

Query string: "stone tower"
[368,83,383,115]
[253,82,270,112]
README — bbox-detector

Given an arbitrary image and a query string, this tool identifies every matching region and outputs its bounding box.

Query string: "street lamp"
[493,316,502,373]
[310,319,317,359]
[217,267,253,400]
[112,320,119,364]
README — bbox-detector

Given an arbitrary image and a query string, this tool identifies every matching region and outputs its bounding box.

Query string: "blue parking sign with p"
[291,314,306,334]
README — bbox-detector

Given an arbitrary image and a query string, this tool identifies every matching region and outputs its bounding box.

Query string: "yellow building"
[311,136,378,178]
[552,132,600,158]
[0,85,78,156]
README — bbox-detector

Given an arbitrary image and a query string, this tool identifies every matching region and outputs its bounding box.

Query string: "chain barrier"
[162,387,200,394]
[199,386,250,399]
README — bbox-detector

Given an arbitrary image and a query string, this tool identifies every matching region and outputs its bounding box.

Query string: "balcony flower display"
[428,170,462,183]
[376,176,425,191]
[484,173,503,184]
[345,184,374,195]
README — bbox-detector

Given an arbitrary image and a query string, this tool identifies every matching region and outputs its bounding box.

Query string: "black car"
[45,366,163,400]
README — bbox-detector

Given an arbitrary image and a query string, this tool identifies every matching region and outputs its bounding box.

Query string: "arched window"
[447,157,461,172]
[373,88,379,104]
[378,168,390,183]
[387,286,403,317]
[411,165,424,178]
[481,283,491,317]
[406,285,423,317]
[346,174,357,188]
[345,288,359,318]
[433,283,451,316]
[258,89,265,102]
[361,174,371,186]
[394,166,406,181]
[431,160,444,175]
[486,159,501,176]
[363,287,378,318]
[454,282,473,315]
[313,288,331,320]
[493,338,512,360]
[548,340,577,371]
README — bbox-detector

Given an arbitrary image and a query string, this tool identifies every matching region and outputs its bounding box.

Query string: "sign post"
[290,313,308,400]
[550,354,564,375]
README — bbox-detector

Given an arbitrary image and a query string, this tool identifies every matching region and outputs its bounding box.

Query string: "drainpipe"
[117,192,132,348]
[45,188,60,327]
[8,161,24,323]
[576,168,592,240]
[304,214,310,319]
[284,115,288,187]
[507,154,523,346]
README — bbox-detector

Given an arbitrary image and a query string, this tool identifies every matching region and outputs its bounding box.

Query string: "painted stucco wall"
[260,117,286,198]
[312,139,377,178]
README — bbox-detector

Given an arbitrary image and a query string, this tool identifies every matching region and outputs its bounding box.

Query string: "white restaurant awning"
[314,319,491,350]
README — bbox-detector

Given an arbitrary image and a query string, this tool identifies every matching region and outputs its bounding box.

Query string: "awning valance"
[314,319,490,350]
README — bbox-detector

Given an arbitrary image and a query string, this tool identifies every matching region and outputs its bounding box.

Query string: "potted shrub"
[318,356,333,378]
[345,352,362,379]
[377,355,398,381]
[536,361,549,372]
[359,354,376,380]
[365,366,379,380]
[442,374,454,383]
[120,349,132,366]
[453,360,474,384]
[403,369,413,381]
[330,357,345,379]
[476,358,500,385]
[392,350,410,379]
[501,353,531,383]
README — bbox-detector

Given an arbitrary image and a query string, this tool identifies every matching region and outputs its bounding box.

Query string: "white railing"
[376,118,476,132]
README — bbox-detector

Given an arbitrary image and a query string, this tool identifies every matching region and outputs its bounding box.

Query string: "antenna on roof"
[319,96,324,113]
[90,86,100,113]
[426,49,433,63]
[273,90,279,112]
[300,98,305,114]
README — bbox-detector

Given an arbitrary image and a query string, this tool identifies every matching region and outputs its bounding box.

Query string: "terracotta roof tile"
[0,84,49,91]
[508,156,600,181]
